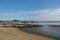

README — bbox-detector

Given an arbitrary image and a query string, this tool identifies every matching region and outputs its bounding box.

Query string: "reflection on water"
[21,22,60,39]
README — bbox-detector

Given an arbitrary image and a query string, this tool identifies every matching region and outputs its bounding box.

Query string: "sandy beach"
[0,26,54,40]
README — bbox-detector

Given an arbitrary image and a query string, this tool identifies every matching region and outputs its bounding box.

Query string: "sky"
[0,0,60,21]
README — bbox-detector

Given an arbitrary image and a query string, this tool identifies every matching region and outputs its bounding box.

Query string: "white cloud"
[1,8,60,21]
[32,8,60,21]
[18,8,60,15]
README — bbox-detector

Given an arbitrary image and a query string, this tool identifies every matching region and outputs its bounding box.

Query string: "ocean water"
[22,21,60,39]
[35,21,60,25]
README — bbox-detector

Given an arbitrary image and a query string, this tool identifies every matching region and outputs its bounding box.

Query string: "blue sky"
[0,0,60,21]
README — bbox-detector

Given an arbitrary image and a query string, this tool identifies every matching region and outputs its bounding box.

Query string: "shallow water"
[21,22,60,39]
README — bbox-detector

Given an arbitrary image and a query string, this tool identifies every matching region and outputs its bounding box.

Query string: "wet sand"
[0,26,54,40]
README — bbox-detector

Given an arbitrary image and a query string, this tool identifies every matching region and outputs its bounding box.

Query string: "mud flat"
[0,26,54,40]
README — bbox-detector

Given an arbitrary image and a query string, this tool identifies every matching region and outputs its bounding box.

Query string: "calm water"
[35,21,60,25]
[22,22,60,39]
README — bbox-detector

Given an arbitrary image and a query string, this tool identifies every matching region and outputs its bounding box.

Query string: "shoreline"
[0,26,54,40]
